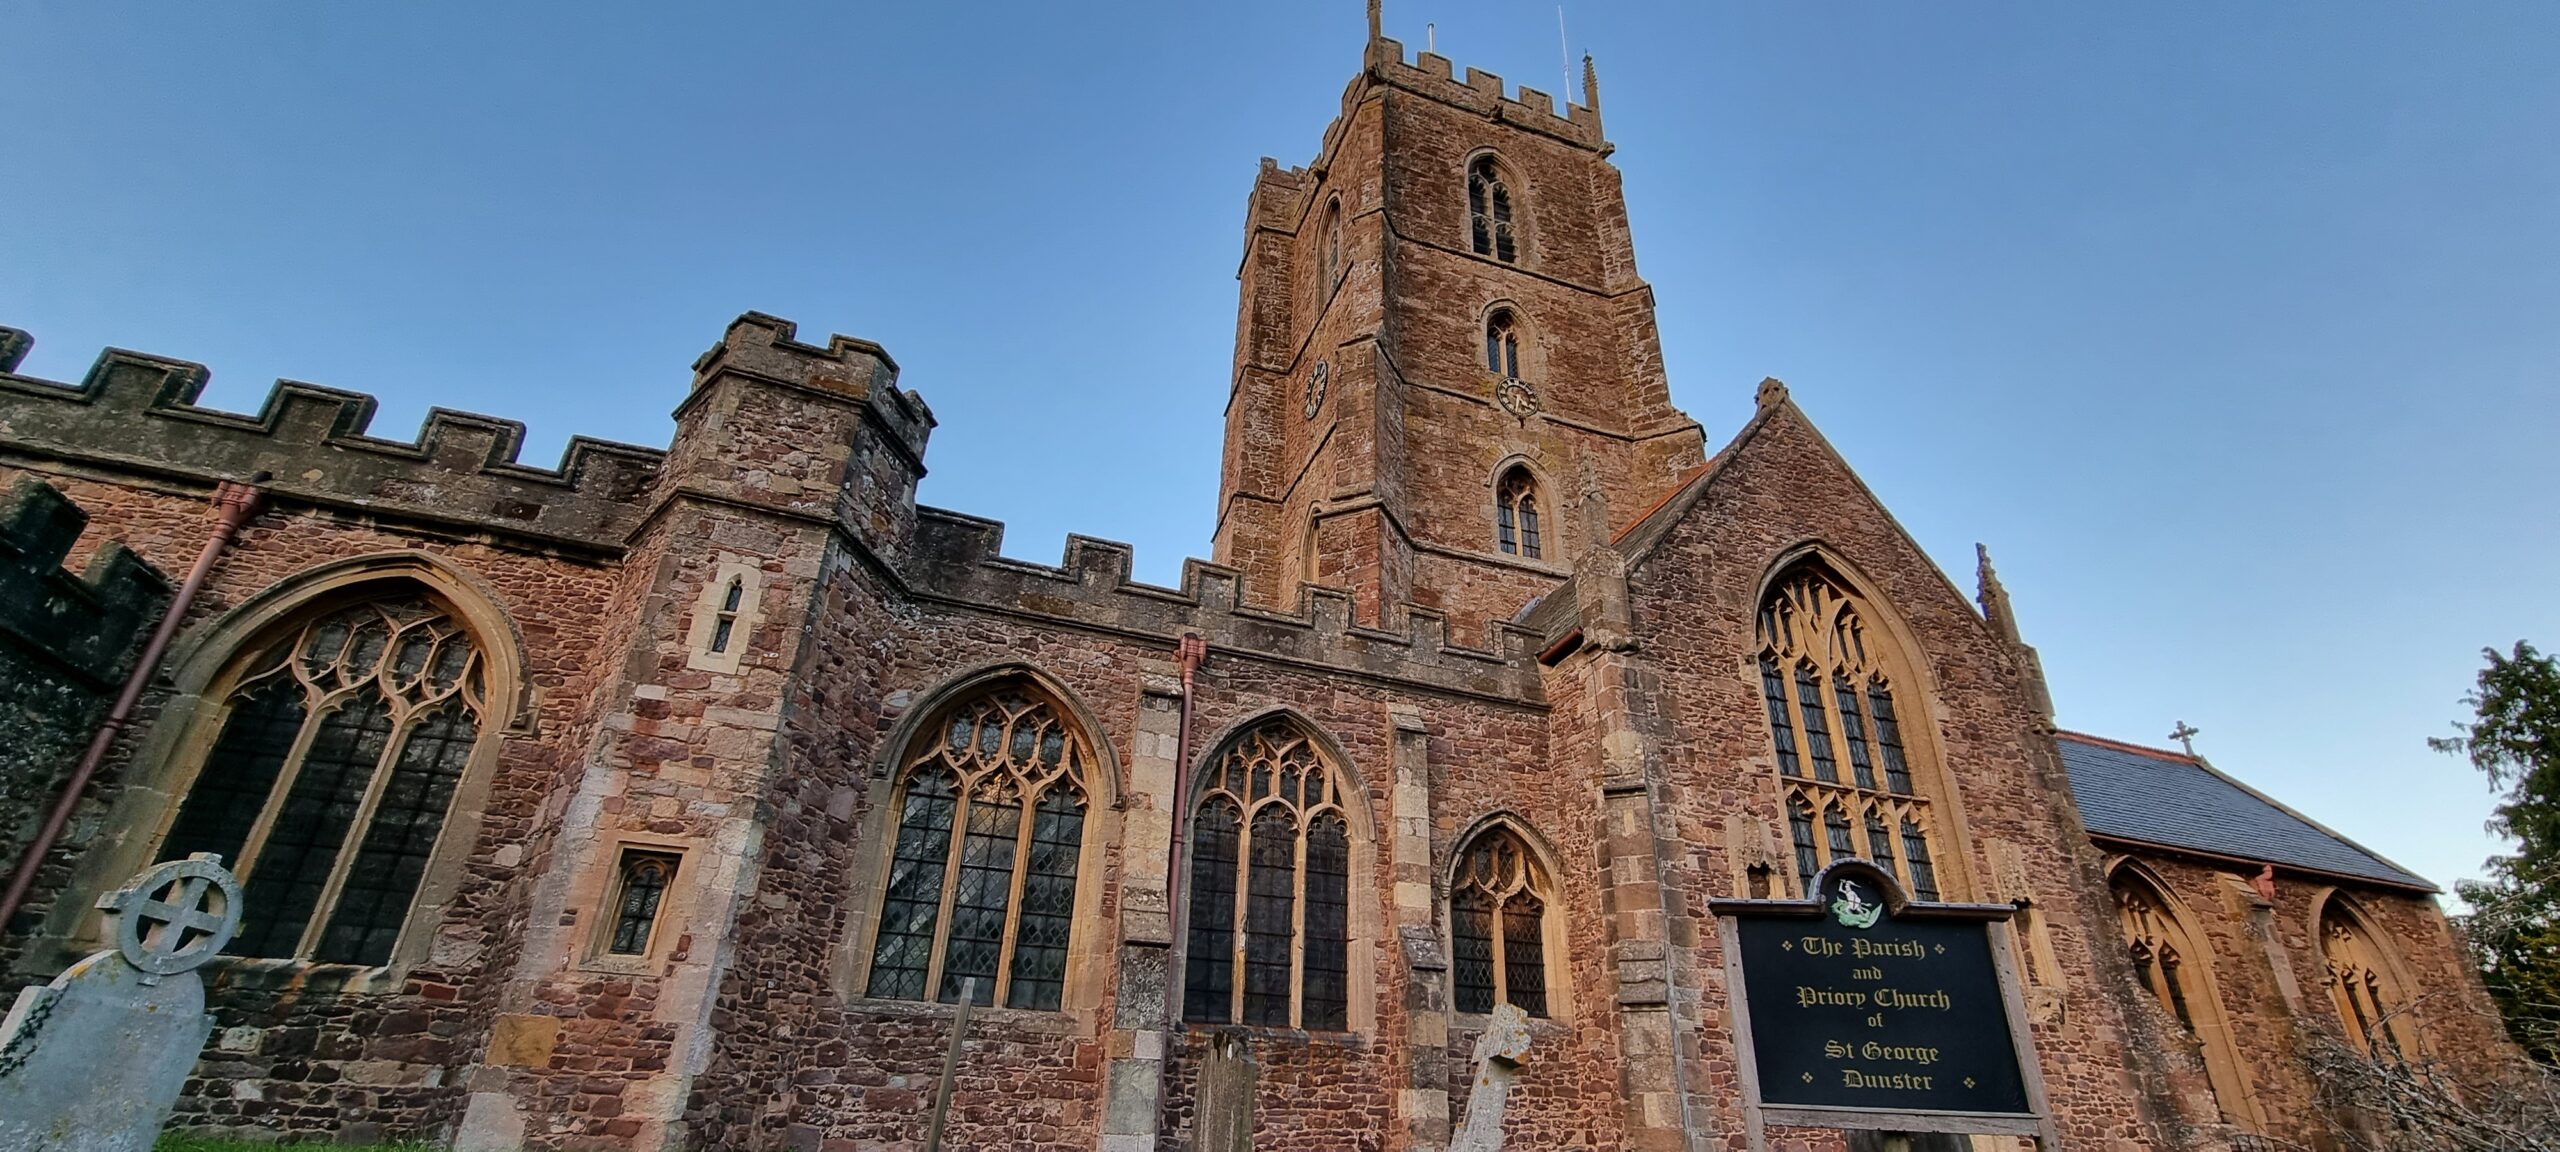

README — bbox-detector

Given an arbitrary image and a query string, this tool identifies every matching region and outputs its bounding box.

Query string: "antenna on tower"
[1426,22,1435,53]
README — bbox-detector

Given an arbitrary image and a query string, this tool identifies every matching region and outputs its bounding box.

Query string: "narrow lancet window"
[709,577,744,654]
[1495,467,1542,559]
[1484,310,1520,378]
[607,850,680,956]
[1467,157,1517,263]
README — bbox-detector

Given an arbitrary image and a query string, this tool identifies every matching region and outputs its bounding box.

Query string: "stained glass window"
[864,687,1091,1011]
[605,850,680,957]
[1754,568,1946,899]
[1450,827,1551,1018]
[1184,718,1355,1030]
[160,596,487,965]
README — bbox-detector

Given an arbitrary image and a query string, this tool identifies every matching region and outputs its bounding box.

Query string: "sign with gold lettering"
[1713,863,2044,1136]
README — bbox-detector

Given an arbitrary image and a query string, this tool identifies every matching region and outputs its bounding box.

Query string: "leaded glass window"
[158,596,487,967]
[865,687,1092,1011]
[1449,827,1550,1018]
[1184,719,1356,1030]
[607,850,680,957]
[1756,568,1945,899]
[1496,467,1541,559]
[1467,156,1517,263]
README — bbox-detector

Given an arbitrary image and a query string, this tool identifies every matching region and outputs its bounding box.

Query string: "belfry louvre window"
[1484,311,1521,378]
[1450,827,1550,1018]
[156,596,486,967]
[2321,903,2413,1058]
[1755,568,1942,900]
[1496,468,1541,559]
[1184,718,1352,1031]
[867,687,1092,1010]
[1467,157,1517,263]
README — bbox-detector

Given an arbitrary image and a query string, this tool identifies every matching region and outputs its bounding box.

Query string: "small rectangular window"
[607,849,681,956]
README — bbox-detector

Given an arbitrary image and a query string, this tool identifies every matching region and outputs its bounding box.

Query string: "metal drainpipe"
[1161,633,1208,1018]
[0,474,267,936]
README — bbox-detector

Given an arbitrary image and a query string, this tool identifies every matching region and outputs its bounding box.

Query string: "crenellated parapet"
[1365,37,1603,150]
[906,506,1544,704]
[0,326,665,553]
[0,477,169,687]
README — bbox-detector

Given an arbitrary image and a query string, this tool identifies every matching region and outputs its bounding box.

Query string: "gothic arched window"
[1496,468,1542,559]
[1756,566,1944,900]
[2113,865,2260,1128]
[2321,899,2414,1059]
[1484,310,1521,378]
[866,686,1093,1010]
[1319,197,1344,292]
[1450,826,1552,1018]
[155,595,487,967]
[1184,718,1353,1031]
[1467,156,1517,263]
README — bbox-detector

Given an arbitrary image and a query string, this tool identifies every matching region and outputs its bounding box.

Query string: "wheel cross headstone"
[101,855,241,980]
[0,853,245,1151]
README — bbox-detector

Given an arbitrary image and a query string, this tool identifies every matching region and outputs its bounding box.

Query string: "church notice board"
[1711,863,2058,1147]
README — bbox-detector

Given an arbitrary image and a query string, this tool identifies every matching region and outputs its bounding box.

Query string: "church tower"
[1212,7,1707,637]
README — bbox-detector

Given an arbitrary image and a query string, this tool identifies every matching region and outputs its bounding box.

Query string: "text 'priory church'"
[0,7,2513,1150]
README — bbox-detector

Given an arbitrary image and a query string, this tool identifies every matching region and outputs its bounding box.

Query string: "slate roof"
[2057,732,2436,892]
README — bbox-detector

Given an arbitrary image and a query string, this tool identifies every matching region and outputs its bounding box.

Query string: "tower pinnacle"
[1367,0,1382,41]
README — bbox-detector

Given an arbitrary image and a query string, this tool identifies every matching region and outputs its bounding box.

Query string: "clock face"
[1497,376,1542,419]
[1304,360,1330,419]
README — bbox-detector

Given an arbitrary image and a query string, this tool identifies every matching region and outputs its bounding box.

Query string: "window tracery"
[1467,156,1517,263]
[2113,866,2261,1129]
[2322,901,2413,1058]
[1484,310,1521,379]
[866,687,1091,1010]
[1496,468,1542,559]
[1756,567,1941,900]
[1184,718,1352,1031]
[1450,826,1550,1018]
[157,595,486,966]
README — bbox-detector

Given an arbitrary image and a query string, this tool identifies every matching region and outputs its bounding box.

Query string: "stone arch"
[1747,544,1978,902]
[1444,811,1574,1019]
[1462,149,1529,264]
[59,552,528,982]
[2106,858,2265,1131]
[1485,454,1560,563]
[845,662,1122,1016]
[2310,888,2422,1057]
[1178,707,1379,1032]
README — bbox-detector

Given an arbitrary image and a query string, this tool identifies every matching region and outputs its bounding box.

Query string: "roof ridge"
[2055,729,2196,763]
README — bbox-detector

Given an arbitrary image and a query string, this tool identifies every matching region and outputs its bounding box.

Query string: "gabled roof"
[2058,731,2436,893]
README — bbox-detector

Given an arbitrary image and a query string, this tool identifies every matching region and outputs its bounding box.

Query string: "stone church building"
[0,11,2517,1151]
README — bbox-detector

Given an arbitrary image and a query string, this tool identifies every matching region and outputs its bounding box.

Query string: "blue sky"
[6,3,2555,899]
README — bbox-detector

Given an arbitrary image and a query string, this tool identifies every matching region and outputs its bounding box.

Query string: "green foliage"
[2436,641,2560,1063]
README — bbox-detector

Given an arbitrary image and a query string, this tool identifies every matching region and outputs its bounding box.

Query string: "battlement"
[1367,36,1603,149]
[0,478,169,687]
[0,326,665,553]
[906,507,1544,704]
[689,312,935,469]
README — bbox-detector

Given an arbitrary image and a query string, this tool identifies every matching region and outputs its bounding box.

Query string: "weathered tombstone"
[1450,1002,1533,1152]
[0,855,242,1152]
[1192,1031,1257,1152]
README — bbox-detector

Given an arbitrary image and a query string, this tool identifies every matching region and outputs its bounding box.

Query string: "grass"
[156,1137,439,1152]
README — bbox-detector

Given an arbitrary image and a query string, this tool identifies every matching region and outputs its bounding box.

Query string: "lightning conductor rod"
[1558,7,1572,106]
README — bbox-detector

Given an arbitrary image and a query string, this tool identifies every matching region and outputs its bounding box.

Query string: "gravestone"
[0,855,242,1152]
[1192,1031,1257,1152]
[1450,1003,1533,1152]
